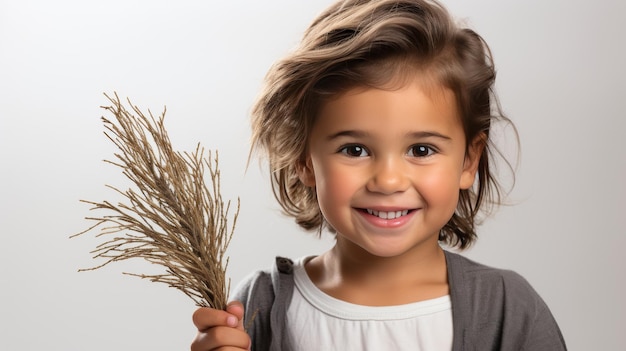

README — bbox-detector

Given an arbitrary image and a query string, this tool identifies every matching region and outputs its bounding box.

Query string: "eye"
[408,144,435,157]
[339,144,369,157]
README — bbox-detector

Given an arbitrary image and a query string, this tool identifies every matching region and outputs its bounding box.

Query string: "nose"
[366,156,410,194]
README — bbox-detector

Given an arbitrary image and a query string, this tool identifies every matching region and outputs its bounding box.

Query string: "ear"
[297,156,316,187]
[459,133,486,190]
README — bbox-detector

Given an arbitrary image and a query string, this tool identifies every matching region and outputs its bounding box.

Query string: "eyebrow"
[407,131,452,140]
[326,130,369,141]
[327,130,452,141]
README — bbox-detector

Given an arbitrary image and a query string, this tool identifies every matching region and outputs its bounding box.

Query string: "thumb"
[225,300,245,331]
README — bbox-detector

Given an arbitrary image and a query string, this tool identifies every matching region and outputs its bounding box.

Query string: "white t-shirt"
[286,257,453,351]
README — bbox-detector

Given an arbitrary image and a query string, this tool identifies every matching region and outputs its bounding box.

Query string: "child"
[191,0,566,350]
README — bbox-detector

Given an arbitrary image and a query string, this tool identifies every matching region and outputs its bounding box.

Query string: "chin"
[361,245,417,259]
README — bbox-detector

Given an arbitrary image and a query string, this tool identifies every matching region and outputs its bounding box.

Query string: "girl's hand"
[191,301,251,351]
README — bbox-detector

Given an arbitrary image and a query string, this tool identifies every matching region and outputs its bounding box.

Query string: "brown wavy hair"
[250,0,513,249]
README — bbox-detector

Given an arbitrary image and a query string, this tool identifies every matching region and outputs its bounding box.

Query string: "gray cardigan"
[233,250,567,350]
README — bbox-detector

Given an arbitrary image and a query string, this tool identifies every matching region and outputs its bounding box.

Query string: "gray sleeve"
[516,274,567,351]
[231,270,275,351]
[229,257,295,351]
[446,251,566,350]
[487,270,567,351]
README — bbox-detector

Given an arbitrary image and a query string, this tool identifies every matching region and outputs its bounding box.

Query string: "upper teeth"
[366,209,409,219]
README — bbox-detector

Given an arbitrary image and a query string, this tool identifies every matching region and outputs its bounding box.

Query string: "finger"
[191,325,250,351]
[225,301,245,330]
[192,307,239,331]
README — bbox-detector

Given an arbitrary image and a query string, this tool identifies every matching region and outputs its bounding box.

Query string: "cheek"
[418,167,461,206]
[312,161,360,219]
[315,164,353,198]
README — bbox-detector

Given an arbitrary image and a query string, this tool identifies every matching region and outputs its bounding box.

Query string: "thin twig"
[73,92,237,309]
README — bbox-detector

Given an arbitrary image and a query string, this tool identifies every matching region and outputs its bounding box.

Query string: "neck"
[306,240,449,306]
[334,239,445,282]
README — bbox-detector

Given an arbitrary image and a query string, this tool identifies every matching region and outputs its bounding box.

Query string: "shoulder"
[232,257,295,300]
[230,257,297,351]
[445,250,548,316]
[445,250,567,350]
[445,250,535,294]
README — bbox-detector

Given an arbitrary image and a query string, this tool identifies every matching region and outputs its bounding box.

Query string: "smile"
[365,209,410,219]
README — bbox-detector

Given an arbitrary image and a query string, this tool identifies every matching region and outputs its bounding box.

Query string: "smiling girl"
[191,1,566,350]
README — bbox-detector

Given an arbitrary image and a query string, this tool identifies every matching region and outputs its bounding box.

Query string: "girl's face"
[299,80,481,259]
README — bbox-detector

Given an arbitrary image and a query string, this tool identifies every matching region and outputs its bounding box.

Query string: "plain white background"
[1,0,624,349]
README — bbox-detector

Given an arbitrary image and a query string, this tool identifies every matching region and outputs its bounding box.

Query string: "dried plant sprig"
[73,92,238,309]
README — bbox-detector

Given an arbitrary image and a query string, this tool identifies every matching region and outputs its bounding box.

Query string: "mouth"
[364,209,411,220]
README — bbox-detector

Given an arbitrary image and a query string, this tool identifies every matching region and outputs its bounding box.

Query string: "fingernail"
[226,315,238,327]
